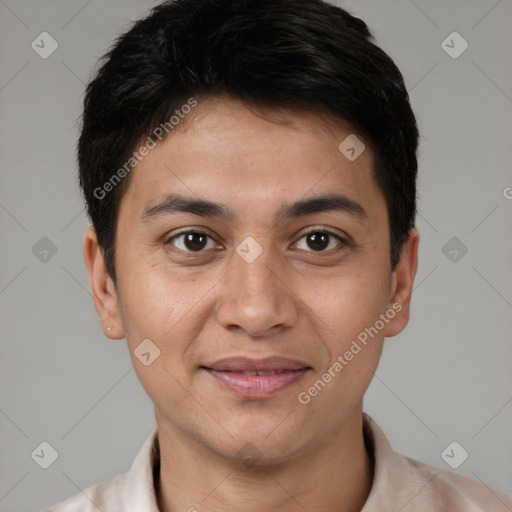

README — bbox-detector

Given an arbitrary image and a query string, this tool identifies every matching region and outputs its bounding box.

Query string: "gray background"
[1,0,511,510]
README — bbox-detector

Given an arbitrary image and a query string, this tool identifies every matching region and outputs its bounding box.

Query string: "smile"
[200,357,312,399]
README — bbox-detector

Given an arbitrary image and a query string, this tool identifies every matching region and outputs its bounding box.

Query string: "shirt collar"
[360,412,415,510]
[123,429,161,512]
[122,413,402,511]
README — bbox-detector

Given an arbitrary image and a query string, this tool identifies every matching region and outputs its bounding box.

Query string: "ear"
[83,226,125,339]
[383,228,419,338]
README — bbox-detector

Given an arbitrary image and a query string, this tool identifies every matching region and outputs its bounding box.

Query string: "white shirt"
[43,413,512,511]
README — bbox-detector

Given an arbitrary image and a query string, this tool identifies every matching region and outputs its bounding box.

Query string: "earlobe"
[384,228,420,338]
[83,226,125,339]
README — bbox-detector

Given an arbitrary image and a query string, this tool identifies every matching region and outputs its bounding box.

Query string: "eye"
[294,229,348,253]
[165,228,349,255]
[165,230,218,253]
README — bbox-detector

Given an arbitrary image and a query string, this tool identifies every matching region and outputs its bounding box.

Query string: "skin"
[84,95,419,512]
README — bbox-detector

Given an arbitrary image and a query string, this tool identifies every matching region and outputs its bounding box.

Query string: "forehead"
[119,96,385,225]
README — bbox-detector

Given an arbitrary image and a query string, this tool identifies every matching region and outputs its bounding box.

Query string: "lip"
[200,357,312,399]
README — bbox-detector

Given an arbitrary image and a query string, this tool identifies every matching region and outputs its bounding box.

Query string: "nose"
[215,241,299,338]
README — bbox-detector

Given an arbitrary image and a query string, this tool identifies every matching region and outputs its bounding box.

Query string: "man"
[45,0,512,510]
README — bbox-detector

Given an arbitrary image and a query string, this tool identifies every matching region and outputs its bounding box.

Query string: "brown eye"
[295,230,347,253]
[166,231,215,252]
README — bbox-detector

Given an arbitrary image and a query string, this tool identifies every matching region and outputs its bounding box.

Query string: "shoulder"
[362,413,512,511]
[40,429,159,512]
[41,472,126,512]
[403,455,512,511]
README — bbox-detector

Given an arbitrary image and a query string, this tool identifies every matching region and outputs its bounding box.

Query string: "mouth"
[200,357,312,399]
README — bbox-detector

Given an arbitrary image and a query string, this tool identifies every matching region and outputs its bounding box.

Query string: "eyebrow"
[141,192,367,223]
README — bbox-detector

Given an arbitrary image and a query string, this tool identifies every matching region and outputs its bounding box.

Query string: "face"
[85,96,418,465]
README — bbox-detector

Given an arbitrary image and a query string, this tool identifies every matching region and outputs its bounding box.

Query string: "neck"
[155,406,374,512]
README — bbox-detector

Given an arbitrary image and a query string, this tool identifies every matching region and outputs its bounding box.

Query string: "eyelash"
[164,228,350,256]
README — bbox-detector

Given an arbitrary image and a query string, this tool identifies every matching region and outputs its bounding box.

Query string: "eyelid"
[293,228,351,252]
[164,228,222,249]
[296,226,350,242]
[165,227,350,254]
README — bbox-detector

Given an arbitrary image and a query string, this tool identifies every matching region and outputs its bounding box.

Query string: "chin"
[226,438,303,469]
[216,425,311,468]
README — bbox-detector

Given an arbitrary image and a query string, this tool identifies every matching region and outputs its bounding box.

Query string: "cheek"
[118,266,196,412]
[117,257,217,362]
[307,265,391,346]
[120,278,171,337]
[297,274,387,416]
[320,263,390,398]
